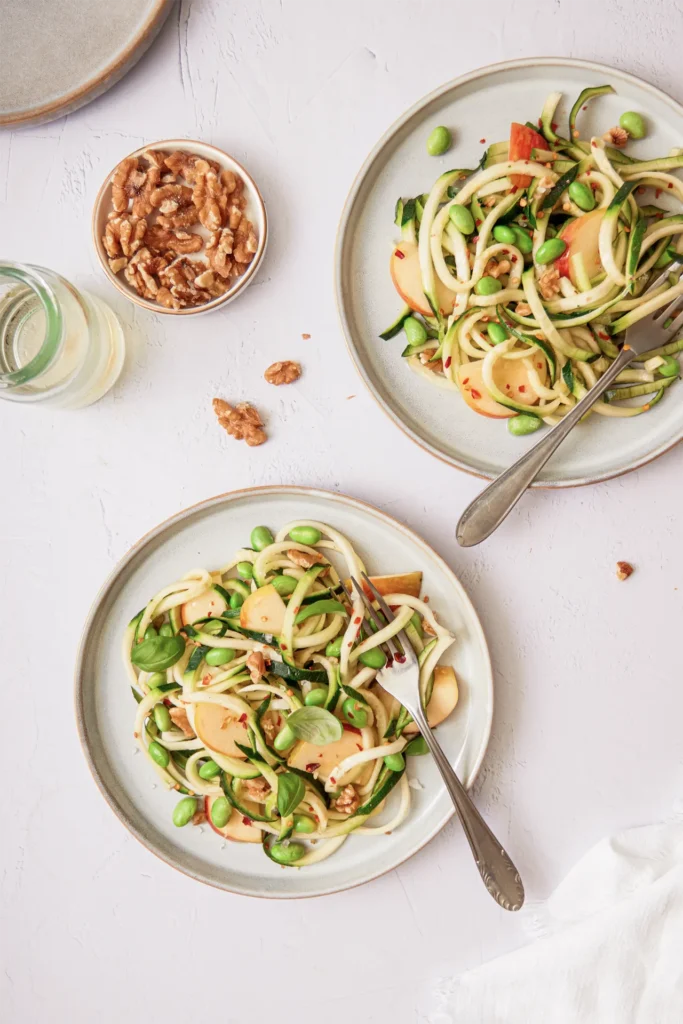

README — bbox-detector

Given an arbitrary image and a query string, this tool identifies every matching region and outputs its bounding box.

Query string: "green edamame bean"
[359,647,387,669]
[205,646,236,667]
[173,796,197,827]
[659,356,679,377]
[198,759,221,780]
[449,204,475,235]
[535,238,567,265]
[147,672,166,688]
[271,574,298,597]
[289,525,322,546]
[269,841,306,864]
[493,224,517,245]
[153,703,172,732]
[293,814,316,835]
[148,740,170,768]
[250,526,274,552]
[426,125,452,156]
[384,752,405,772]
[403,316,428,346]
[508,413,542,437]
[304,687,327,707]
[404,736,429,756]
[619,111,646,139]
[512,226,533,254]
[210,796,230,829]
[475,276,502,296]
[654,245,675,269]
[487,322,508,344]
[144,625,158,640]
[273,723,296,751]
[568,180,595,212]
[229,592,244,610]
[342,698,368,728]
[326,637,343,658]
[236,561,254,580]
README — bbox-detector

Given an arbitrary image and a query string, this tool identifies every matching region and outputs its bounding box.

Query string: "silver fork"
[457,269,683,547]
[350,573,525,911]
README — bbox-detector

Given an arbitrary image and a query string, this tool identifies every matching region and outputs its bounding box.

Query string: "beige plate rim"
[0,0,173,128]
[92,138,268,316]
[334,56,683,489]
[74,485,493,899]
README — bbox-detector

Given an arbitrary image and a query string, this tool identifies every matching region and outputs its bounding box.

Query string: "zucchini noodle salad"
[384,84,683,436]
[125,521,459,867]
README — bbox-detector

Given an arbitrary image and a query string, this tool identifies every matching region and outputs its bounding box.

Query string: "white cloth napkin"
[429,821,683,1024]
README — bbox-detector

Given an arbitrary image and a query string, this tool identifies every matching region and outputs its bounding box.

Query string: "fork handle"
[409,703,525,911]
[456,346,634,547]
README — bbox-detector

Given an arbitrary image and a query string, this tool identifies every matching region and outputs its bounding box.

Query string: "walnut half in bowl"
[92,139,267,315]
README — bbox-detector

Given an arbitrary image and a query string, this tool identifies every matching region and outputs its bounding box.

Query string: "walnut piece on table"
[264,361,301,386]
[213,398,267,446]
[616,561,634,581]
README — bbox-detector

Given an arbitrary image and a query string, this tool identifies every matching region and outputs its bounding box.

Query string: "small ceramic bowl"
[92,139,267,316]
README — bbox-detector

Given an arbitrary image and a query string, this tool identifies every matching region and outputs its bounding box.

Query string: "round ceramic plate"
[76,487,493,898]
[0,0,172,128]
[336,58,683,487]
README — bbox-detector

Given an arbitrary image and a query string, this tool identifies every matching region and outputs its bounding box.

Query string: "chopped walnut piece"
[246,650,267,683]
[205,228,234,278]
[616,561,634,581]
[145,224,203,255]
[192,159,229,231]
[485,258,512,280]
[264,361,301,385]
[603,126,629,148]
[261,714,278,746]
[515,302,532,317]
[111,156,160,217]
[124,247,171,300]
[233,220,258,264]
[192,809,207,826]
[287,548,325,568]
[538,266,561,300]
[164,150,220,182]
[157,257,210,307]
[220,169,241,195]
[332,785,360,814]
[418,349,443,373]
[242,776,271,802]
[213,399,267,446]
[169,707,195,737]
[156,287,182,310]
[108,257,128,274]
[143,149,168,169]
[103,215,146,259]
[194,269,231,298]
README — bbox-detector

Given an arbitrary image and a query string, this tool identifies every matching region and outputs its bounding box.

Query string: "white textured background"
[2,2,683,1022]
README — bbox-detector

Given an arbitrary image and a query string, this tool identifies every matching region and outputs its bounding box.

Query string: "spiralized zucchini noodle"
[383,85,683,434]
[125,521,459,867]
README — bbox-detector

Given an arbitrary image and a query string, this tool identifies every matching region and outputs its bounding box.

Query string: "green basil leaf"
[294,600,347,624]
[277,772,305,818]
[131,635,185,672]
[286,707,343,745]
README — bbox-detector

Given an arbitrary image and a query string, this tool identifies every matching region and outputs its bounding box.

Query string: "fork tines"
[349,574,413,665]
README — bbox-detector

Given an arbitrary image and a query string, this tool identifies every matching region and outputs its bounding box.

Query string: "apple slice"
[239,584,286,634]
[556,209,604,283]
[205,796,262,843]
[457,362,515,419]
[181,587,228,626]
[390,240,455,317]
[403,665,459,735]
[287,725,365,783]
[344,572,422,600]
[509,122,546,187]
[194,702,249,758]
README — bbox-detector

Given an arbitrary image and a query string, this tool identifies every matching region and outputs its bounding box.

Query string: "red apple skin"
[556,209,604,281]
[509,122,546,188]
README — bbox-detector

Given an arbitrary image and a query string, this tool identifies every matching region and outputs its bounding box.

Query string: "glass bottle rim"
[0,262,63,386]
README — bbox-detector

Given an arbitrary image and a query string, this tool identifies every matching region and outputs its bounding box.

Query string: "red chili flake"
[354,616,361,625]
[551,121,558,131]
[598,332,609,340]
[470,388,482,399]
[511,255,518,263]
[444,356,452,369]
[582,105,588,110]
[511,185,519,194]
[305,762,320,772]
[347,641,353,647]
[537,118,542,128]
[394,249,405,260]
[655,189,662,198]
[479,138,486,144]
[518,385,526,393]
[524,159,530,165]
[538,211,545,219]
[281,643,287,650]
[242,817,252,826]
[344,724,362,735]
[133,731,139,739]
[329,777,336,785]
[424,596,429,603]
[537,362,542,369]
[591,140,597,147]
[462,376,470,385]
[356,744,363,751]
[668,183,674,189]
[505,384,511,389]
[395,654,406,664]
[239,713,247,723]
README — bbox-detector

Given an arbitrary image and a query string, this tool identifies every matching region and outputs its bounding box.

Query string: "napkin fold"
[429,820,683,1023]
